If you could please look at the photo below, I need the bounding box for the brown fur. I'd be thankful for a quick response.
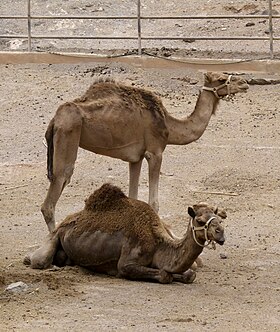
[59,183,173,252]
[41,72,247,233]
[26,183,227,283]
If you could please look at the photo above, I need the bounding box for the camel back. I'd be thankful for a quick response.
[74,80,167,121]
[58,183,172,251]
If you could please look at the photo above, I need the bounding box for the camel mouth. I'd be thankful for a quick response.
[240,83,249,92]
[216,239,225,246]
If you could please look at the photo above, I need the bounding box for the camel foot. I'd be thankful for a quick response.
[182,269,196,284]
[172,269,196,284]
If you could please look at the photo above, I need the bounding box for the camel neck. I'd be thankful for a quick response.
[166,90,219,145]
[158,223,204,273]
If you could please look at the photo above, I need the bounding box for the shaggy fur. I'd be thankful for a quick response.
[26,183,227,284]
[75,80,167,120]
[58,183,173,252]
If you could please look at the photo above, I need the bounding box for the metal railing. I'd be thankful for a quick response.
[0,0,278,58]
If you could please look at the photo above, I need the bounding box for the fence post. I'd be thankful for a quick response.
[268,0,273,59]
[27,0,31,51]
[137,0,142,55]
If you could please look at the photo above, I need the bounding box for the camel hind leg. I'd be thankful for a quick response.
[129,159,143,199]
[24,233,60,269]
[41,103,82,232]
[145,151,163,212]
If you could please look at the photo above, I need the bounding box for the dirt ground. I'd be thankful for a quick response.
[1,1,280,332]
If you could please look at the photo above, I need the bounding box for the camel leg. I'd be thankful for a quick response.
[119,263,173,284]
[145,151,162,212]
[23,233,60,269]
[128,159,143,199]
[117,242,173,284]
[41,178,70,233]
[41,145,79,232]
[41,109,82,232]
[172,269,197,284]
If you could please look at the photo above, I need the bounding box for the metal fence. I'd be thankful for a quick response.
[0,0,278,58]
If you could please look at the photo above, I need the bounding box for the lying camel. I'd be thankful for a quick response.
[41,72,247,232]
[25,183,227,284]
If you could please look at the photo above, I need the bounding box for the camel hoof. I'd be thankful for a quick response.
[182,269,196,284]
[159,270,173,284]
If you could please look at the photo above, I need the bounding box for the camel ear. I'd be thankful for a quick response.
[188,206,196,219]
[214,207,227,219]
[204,72,213,83]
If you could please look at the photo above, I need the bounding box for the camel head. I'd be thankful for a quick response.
[203,72,249,99]
[188,202,227,247]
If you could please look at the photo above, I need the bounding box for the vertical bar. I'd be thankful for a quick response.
[137,0,142,55]
[268,0,273,59]
[27,0,31,51]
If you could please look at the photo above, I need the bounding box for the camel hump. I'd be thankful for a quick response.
[84,183,127,211]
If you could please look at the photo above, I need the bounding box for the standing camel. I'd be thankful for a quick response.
[41,72,248,232]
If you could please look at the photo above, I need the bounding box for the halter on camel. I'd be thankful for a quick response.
[190,216,217,249]
[202,75,232,99]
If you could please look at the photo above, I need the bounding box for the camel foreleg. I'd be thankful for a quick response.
[172,269,196,284]
[118,263,173,284]
[117,242,172,283]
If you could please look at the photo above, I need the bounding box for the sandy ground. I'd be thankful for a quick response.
[0,61,279,332]
[1,1,280,332]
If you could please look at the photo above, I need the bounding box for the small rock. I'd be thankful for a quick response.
[5,281,28,293]
[220,253,228,259]
[190,79,199,85]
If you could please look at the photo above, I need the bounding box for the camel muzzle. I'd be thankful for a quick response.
[216,238,225,246]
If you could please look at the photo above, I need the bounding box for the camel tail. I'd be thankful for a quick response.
[45,119,55,181]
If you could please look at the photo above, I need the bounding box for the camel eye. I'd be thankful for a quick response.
[215,229,220,234]
[196,218,205,225]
